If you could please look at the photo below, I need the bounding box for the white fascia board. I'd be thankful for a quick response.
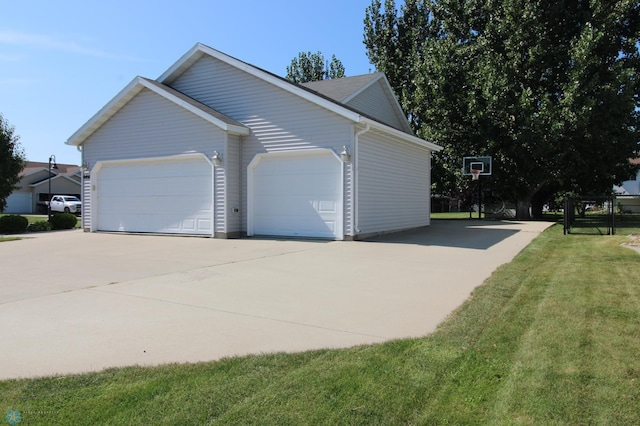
[66,77,144,147]
[139,79,250,135]
[160,43,362,123]
[362,118,443,152]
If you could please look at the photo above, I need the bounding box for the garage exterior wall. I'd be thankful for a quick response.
[357,130,431,235]
[224,134,242,236]
[81,88,226,231]
[169,55,355,237]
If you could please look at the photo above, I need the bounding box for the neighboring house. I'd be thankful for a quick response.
[614,158,640,213]
[3,162,81,214]
[66,43,442,239]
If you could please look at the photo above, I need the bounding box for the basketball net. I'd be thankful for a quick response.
[471,169,481,181]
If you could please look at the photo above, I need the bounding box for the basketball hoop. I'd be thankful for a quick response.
[471,169,481,181]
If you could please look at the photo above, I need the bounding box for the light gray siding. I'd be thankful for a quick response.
[82,176,91,229]
[82,88,226,164]
[213,160,226,236]
[81,88,226,230]
[225,134,242,235]
[357,130,431,235]
[346,80,409,133]
[170,55,355,235]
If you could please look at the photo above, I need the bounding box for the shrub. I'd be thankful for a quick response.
[49,213,78,230]
[28,221,52,232]
[0,215,29,234]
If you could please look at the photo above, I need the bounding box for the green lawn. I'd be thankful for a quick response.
[0,223,639,424]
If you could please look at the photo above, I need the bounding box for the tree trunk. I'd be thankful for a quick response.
[515,197,532,220]
[531,198,544,219]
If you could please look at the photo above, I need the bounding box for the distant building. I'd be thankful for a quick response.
[613,158,640,213]
[3,162,81,214]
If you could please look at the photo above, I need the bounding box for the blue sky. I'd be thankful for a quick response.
[1,0,377,165]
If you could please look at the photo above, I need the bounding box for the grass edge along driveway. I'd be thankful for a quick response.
[0,224,639,424]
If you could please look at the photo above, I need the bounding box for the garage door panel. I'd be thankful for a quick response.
[251,152,342,239]
[96,158,212,235]
[5,193,32,214]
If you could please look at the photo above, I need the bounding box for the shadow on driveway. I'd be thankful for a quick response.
[365,219,525,250]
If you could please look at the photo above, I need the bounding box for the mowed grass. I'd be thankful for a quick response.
[1,224,639,424]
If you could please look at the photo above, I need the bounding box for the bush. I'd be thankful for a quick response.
[28,221,52,232]
[49,213,78,230]
[0,215,29,234]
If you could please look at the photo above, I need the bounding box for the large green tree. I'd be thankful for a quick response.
[286,51,346,83]
[0,114,26,212]
[364,0,640,219]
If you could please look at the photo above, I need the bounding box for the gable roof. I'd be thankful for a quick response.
[301,73,414,134]
[300,73,383,103]
[66,76,250,147]
[159,43,440,151]
[29,174,81,188]
[67,43,441,152]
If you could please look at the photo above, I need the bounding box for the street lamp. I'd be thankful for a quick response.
[48,155,58,221]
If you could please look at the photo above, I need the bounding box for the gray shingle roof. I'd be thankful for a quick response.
[300,73,383,102]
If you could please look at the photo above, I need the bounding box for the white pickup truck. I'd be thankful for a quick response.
[50,195,82,215]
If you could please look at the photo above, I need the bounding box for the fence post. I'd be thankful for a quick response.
[563,197,569,235]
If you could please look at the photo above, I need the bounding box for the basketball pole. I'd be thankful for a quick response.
[478,175,482,220]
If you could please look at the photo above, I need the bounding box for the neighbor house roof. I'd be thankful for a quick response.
[29,174,81,188]
[21,161,80,177]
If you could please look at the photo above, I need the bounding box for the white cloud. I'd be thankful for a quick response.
[0,30,143,61]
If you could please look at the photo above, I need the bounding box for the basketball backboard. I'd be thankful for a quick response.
[463,156,492,176]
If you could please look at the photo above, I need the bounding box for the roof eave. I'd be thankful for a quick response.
[362,117,443,152]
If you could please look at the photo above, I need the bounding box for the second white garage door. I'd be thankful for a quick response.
[95,156,213,235]
[249,151,343,239]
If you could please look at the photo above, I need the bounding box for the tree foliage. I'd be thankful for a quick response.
[0,114,26,212]
[286,51,346,83]
[364,0,640,218]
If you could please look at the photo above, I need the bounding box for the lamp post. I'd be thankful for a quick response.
[48,155,58,221]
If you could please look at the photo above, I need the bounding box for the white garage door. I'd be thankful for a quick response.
[250,151,343,239]
[4,193,32,214]
[96,157,213,235]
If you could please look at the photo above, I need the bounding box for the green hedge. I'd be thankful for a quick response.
[28,221,52,232]
[0,215,29,234]
[49,213,78,230]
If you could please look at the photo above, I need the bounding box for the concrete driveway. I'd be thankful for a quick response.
[0,220,552,379]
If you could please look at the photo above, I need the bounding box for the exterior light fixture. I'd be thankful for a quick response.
[340,146,351,163]
[48,155,58,221]
[212,151,223,166]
